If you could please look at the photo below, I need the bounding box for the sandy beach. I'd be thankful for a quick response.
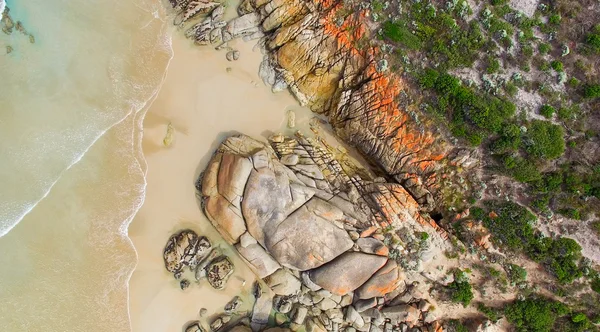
[127,29,315,331]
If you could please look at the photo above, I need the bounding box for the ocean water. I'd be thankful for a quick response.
[0,0,172,330]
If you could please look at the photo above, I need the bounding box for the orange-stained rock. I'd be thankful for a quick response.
[257,0,449,210]
[355,259,403,299]
[356,237,388,256]
[360,226,378,238]
[308,252,388,295]
[204,193,246,244]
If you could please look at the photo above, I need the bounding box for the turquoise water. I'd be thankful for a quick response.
[0,0,171,236]
[0,0,172,330]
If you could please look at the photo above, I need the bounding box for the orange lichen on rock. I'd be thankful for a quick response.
[259,0,449,210]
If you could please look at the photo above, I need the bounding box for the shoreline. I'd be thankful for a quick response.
[127,27,315,331]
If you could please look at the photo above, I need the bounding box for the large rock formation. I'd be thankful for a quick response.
[196,133,449,332]
[173,0,450,212]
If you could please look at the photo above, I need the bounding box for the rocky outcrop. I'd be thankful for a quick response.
[170,0,450,212]
[162,229,235,291]
[195,134,449,332]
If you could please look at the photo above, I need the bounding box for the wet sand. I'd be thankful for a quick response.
[128,31,314,331]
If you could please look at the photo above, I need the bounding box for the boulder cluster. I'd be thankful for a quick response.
[193,134,449,332]
[163,229,234,290]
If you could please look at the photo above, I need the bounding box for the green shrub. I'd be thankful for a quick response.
[505,263,527,283]
[419,68,439,89]
[523,120,565,160]
[592,221,600,236]
[505,82,518,96]
[478,303,502,322]
[382,21,423,49]
[583,84,600,99]
[468,132,484,146]
[504,297,568,332]
[586,33,600,52]
[592,278,600,294]
[492,123,521,153]
[550,60,564,72]
[548,14,561,25]
[503,155,542,183]
[483,201,536,251]
[448,279,474,307]
[490,0,508,5]
[567,78,579,88]
[487,58,501,73]
[538,43,551,54]
[557,107,572,120]
[540,105,555,118]
[448,320,468,332]
[481,201,583,283]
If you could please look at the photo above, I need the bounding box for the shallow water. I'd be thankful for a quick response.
[0,0,171,236]
[0,0,171,329]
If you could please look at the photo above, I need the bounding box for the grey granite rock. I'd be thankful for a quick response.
[309,252,387,295]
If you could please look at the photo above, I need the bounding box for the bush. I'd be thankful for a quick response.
[447,320,468,332]
[505,263,527,283]
[491,123,521,153]
[523,120,565,160]
[504,297,568,332]
[538,43,551,54]
[419,68,439,89]
[530,237,583,283]
[548,14,561,25]
[483,201,536,251]
[557,106,574,120]
[550,60,563,72]
[382,21,423,49]
[592,278,600,294]
[502,155,542,183]
[481,201,583,283]
[583,84,600,99]
[487,58,501,73]
[478,303,502,322]
[539,104,555,118]
[586,33,600,52]
[448,279,474,307]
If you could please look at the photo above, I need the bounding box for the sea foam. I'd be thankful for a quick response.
[0,0,171,237]
[0,0,173,330]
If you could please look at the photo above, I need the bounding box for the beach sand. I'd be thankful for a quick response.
[127,31,315,331]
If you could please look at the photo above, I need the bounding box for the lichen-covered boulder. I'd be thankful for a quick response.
[205,256,234,289]
[163,230,211,275]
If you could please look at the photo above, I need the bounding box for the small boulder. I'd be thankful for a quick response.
[381,305,420,324]
[356,238,388,256]
[185,321,204,332]
[206,256,234,289]
[264,269,302,295]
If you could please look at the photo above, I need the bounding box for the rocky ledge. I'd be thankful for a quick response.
[192,133,451,332]
[169,0,452,212]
